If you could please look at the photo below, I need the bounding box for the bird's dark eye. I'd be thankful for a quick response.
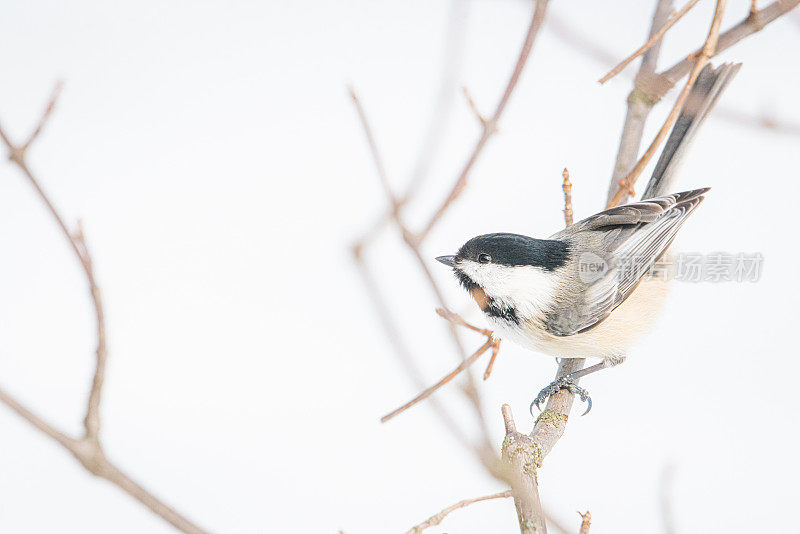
[478,253,491,264]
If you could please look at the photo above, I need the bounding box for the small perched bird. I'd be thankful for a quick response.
[435,63,740,413]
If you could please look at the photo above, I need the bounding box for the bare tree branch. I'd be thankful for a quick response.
[0,84,207,534]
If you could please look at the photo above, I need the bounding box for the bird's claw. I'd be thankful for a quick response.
[529,376,593,416]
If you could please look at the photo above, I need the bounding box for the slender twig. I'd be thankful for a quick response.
[462,86,490,127]
[381,338,494,423]
[607,0,729,208]
[405,490,513,534]
[417,0,550,241]
[21,81,63,151]
[562,168,573,227]
[599,0,700,84]
[348,86,398,210]
[656,0,800,97]
[578,511,592,534]
[436,308,502,379]
[0,85,207,534]
[0,388,75,449]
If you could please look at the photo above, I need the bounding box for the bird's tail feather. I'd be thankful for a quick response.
[641,62,741,200]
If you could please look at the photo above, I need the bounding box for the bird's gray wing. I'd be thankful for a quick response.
[544,188,707,336]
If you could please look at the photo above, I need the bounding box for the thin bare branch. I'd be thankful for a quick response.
[0,86,207,534]
[436,307,493,337]
[599,0,700,84]
[561,168,573,227]
[349,86,398,210]
[0,387,76,449]
[462,86,490,127]
[380,338,494,423]
[72,221,108,442]
[436,308,502,379]
[417,0,550,241]
[22,81,63,151]
[405,490,512,534]
[608,0,729,208]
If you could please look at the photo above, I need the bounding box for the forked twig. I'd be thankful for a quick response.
[578,511,592,534]
[436,308,502,380]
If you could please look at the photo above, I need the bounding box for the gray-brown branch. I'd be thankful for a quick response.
[0,84,207,534]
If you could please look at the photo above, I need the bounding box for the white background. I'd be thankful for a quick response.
[0,1,798,532]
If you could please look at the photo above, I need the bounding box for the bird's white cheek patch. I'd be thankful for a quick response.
[458,261,559,319]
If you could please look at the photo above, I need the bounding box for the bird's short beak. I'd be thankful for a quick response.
[436,255,456,267]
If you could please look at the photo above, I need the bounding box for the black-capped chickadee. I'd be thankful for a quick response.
[435,63,740,413]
